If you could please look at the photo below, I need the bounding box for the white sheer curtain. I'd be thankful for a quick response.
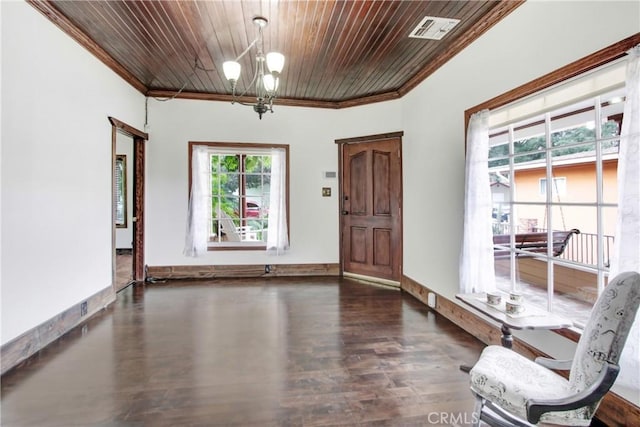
[267,148,289,255]
[610,45,640,400]
[460,109,496,293]
[183,145,210,257]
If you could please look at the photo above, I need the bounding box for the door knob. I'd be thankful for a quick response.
[341,210,349,215]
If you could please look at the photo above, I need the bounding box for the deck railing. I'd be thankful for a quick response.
[492,222,614,267]
[554,230,614,268]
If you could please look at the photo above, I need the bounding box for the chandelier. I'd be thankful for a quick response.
[222,17,285,120]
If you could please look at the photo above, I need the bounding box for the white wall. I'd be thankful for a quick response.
[1,1,145,344]
[0,0,4,343]
[145,98,402,266]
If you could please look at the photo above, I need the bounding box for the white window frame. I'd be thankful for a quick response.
[188,141,289,251]
[488,86,624,326]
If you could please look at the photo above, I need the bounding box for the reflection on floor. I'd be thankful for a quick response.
[115,251,133,292]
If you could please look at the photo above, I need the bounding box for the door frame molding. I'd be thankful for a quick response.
[109,117,149,285]
[335,131,404,282]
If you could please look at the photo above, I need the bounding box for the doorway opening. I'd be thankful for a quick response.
[110,117,148,292]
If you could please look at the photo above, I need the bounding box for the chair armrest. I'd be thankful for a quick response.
[534,357,573,370]
[526,362,620,424]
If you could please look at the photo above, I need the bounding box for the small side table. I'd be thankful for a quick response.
[455,292,573,371]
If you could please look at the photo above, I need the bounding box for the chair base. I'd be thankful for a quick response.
[473,394,535,427]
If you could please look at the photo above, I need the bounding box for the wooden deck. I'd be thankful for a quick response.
[495,257,600,305]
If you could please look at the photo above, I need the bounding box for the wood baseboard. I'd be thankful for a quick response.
[1,285,115,375]
[145,263,340,280]
[400,274,640,427]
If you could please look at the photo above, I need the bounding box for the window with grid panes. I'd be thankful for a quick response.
[489,85,624,327]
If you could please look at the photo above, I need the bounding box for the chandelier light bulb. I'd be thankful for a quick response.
[266,52,285,74]
[263,74,278,93]
[223,61,241,82]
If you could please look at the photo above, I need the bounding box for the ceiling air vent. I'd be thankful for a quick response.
[409,16,460,40]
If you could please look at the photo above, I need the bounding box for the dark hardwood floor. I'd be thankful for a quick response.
[1,277,486,426]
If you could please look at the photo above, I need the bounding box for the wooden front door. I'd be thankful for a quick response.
[339,133,402,282]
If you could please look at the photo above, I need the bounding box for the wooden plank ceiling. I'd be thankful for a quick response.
[29,0,522,109]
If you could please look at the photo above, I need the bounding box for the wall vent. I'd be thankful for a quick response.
[409,16,460,40]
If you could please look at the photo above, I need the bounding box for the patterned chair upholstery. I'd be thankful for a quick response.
[469,271,640,426]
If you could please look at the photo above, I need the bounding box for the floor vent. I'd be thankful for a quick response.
[409,16,460,40]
